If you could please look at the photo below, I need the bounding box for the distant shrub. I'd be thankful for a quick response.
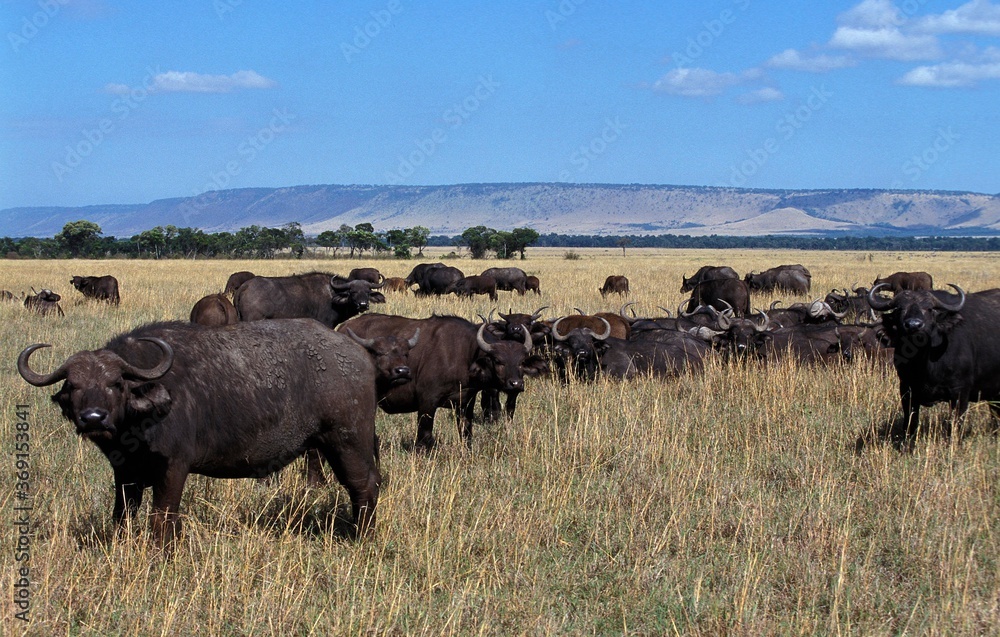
[564,250,581,260]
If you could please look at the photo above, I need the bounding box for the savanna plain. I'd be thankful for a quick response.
[1,248,998,636]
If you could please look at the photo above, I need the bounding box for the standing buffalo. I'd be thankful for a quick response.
[224,271,255,296]
[414,265,464,296]
[868,284,1000,443]
[189,293,238,327]
[685,277,751,317]
[17,319,381,545]
[404,263,445,289]
[873,271,933,293]
[340,314,547,449]
[599,275,630,297]
[234,272,384,328]
[348,267,384,285]
[482,267,528,295]
[70,275,120,305]
[381,277,410,293]
[452,275,498,301]
[744,265,811,295]
[680,266,739,293]
[24,289,64,317]
[525,275,541,295]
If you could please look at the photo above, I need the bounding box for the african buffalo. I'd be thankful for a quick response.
[680,265,739,293]
[224,271,255,296]
[234,272,384,328]
[411,264,464,296]
[452,275,498,301]
[525,275,541,295]
[765,299,846,327]
[381,277,410,293]
[599,275,630,297]
[24,289,64,317]
[744,265,811,295]
[873,271,934,293]
[70,275,120,305]
[404,263,445,291]
[868,284,1000,442]
[482,267,528,295]
[17,319,380,545]
[348,267,384,285]
[824,287,874,321]
[189,293,238,327]
[685,277,751,317]
[340,314,547,449]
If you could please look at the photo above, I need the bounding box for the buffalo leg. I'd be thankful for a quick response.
[304,448,325,486]
[150,463,189,547]
[459,391,478,448]
[504,392,519,420]
[317,442,380,537]
[892,383,920,444]
[113,472,144,529]
[415,409,436,451]
[481,389,502,422]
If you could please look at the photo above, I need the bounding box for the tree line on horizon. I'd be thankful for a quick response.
[0,220,997,260]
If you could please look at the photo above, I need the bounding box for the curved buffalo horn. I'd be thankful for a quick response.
[488,308,497,324]
[754,310,770,332]
[476,322,494,352]
[933,284,966,312]
[808,300,825,318]
[770,300,783,310]
[827,302,847,319]
[344,327,375,349]
[520,326,533,353]
[370,281,384,290]
[716,312,731,331]
[620,302,637,320]
[718,299,735,317]
[530,306,548,321]
[867,283,894,312]
[551,316,569,341]
[574,307,587,315]
[17,344,70,387]
[330,277,351,290]
[407,328,421,349]
[680,301,698,317]
[588,316,612,341]
[120,337,174,380]
[657,306,673,318]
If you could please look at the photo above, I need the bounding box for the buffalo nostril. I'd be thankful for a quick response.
[394,366,410,377]
[904,318,924,331]
[79,408,108,427]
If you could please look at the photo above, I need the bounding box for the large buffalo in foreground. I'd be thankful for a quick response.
[17,319,380,545]
[234,272,384,328]
[868,284,1000,444]
[744,265,811,295]
[189,293,238,327]
[873,271,933,293]
[482,267,528,295]
[341,314,547,449]
[70,275,121,305]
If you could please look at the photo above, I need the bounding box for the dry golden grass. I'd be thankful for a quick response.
[1,250,998,636]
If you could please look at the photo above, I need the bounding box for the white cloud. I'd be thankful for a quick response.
[916,0,1000,35]
[651,68,759,98]
[105,70,277,95]
[736,87,785,104]
[829,0,942,61]
[899,59,1000,87]
[766,49,856,73]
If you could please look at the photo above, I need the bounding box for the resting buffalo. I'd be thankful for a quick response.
[824,287,874,321]
[525,275,541,295]
[452,275,498,301]
[340,314,547,449]
[17,319,380,545]
[765,299,846,326]
[873,271,933,293]
[744,265,811,295]
[189,293,238,327]
[224,271,255,296]
[24,289,64,317]
[381,277,410,293]
[348,267,384,285]
[599,275,630,297]
[70,275,120,305]
[680,265,739,293]
[869,284,1000,442]
[234,272,384,328]
[685,277,751,317]
[482,267,528,295]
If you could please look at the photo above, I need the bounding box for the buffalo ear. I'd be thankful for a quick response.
[128,382,171,416]
[468,357,492,384]
[521,355,549,378]
[370,292,386,304]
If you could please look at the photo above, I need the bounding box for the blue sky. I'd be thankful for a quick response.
[2,0,998,209]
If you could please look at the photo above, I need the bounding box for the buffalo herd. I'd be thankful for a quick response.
[15,259,1000,547]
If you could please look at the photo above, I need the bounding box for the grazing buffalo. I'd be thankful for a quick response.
[525,275,541,295]
[680,265,739,293]
[70,275,120,305]
[744,265,811,295]
[873,271,933,293]
[685,277,751,317]
[599,275,630,297]
[341,314,547,449]
[381,277,410,293]
[348,267,384,285]
[224,271,255,296]
[404,262,445,290]
[24,289,64,317]
[868,284,1000,443]
[482,267,528,295]
[17,319,380,545]
[452,275,498,301]
[234,272,384,328]
[409,264,464,296]
[189,293,238,327]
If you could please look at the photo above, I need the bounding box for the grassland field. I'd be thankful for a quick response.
[0,248,998,636]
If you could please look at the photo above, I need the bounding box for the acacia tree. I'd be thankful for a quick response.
[56,220,102,257]
[461,226,496,259]
[510,227,540,260]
